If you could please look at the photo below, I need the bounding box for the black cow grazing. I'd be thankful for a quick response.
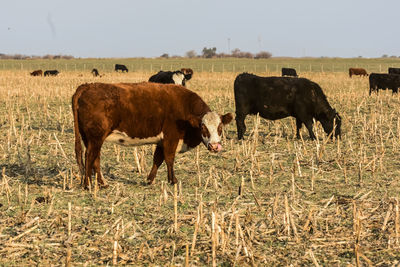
[91,68,100,77]
[282,68,298,77]
[234,73,341,140]
[115,64,128,72]
[388,67,400,75]
[44,70,59,76]
[369,73,400,95]
[149,70,186,86]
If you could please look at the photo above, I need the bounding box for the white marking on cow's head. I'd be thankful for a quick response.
[172,72,185,85]
[200,112,233,152]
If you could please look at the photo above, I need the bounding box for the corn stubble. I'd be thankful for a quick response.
[0,70,399,265]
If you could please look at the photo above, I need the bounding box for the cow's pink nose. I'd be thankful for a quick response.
[208,143,222,152]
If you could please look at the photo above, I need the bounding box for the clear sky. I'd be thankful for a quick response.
[1,0,399,58]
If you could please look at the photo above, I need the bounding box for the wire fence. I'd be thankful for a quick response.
[1,60,400,74]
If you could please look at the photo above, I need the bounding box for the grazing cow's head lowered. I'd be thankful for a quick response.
[189,112,234,152]
[319,109,342,138]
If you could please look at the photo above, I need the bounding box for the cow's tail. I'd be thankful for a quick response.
[72,84,86,179]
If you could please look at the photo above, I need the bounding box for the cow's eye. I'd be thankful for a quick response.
[201,124,210,138]
[217,123,222,135]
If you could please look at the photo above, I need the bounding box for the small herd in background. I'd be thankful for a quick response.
[29,63,400,96]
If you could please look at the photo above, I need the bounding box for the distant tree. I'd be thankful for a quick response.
[231,48,254,58]
[160,53,169,58]
[231,48,241,57]
[202,47,217,58]
[382,54,388,58]
[255,51,272,59]
[185,50,197,58]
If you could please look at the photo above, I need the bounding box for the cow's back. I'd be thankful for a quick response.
[234,73,329,117]
[75,82,207,138]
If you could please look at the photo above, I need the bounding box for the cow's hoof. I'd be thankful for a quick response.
[147,179,155,185]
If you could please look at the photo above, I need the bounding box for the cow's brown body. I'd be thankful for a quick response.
[72,82,232,189]
[30,70,42,76]
[349,68,368,78]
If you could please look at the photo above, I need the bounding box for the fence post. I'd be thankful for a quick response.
[265,64,267,72]
[379,64,382,72]
[211,64,214,72]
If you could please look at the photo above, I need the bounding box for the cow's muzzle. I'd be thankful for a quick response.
[207,143,222,152]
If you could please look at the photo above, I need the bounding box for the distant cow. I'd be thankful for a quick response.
[72,82,233,189]
[30,70,42,76]
[388,67,400,75]
[234,73,341,140]
[369,73,400,95]
[349,68,368,78]
[44,70,59,76]
[115,64,128,72]
[180,68,194,81]
[282,68,298,77]
[149,70,186,86]
[91,68,100,77]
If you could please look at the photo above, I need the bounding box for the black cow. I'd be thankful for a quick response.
[234,73,341,140]
[92,68,100,77]
[149,70,186,86]
[282,68,298,77]
[44,70,59,76]
[115,64,128,72]
[388,68,400,75]
[369,73,400,95]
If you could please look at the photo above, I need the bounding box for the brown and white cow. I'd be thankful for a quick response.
[72,82,233,189]
[349,68,368,78]
[180,68,194,81]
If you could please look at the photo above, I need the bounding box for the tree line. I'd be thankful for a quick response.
[0,54,74,60]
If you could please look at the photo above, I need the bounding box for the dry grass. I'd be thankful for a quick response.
[0,69,400,266]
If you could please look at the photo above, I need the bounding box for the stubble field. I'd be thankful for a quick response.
[0,63,400,266]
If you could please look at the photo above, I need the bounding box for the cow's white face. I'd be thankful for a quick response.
[172,72,185,85]
[200,112,233,152]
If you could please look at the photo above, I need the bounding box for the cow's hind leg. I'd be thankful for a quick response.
[84,141,102,190]
[236,113,247,140]
[147,145,165,185]
[93,153,108,188]
[162,140,179,184]
[296,118,303,139]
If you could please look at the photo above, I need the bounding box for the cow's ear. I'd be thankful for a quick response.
[221,113,234,125]
[188,115,202,128]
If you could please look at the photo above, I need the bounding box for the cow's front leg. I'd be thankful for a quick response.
[147,145,164,185]
[296,118,303,139]
[236,113,247,140]
[162,139,179,184]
